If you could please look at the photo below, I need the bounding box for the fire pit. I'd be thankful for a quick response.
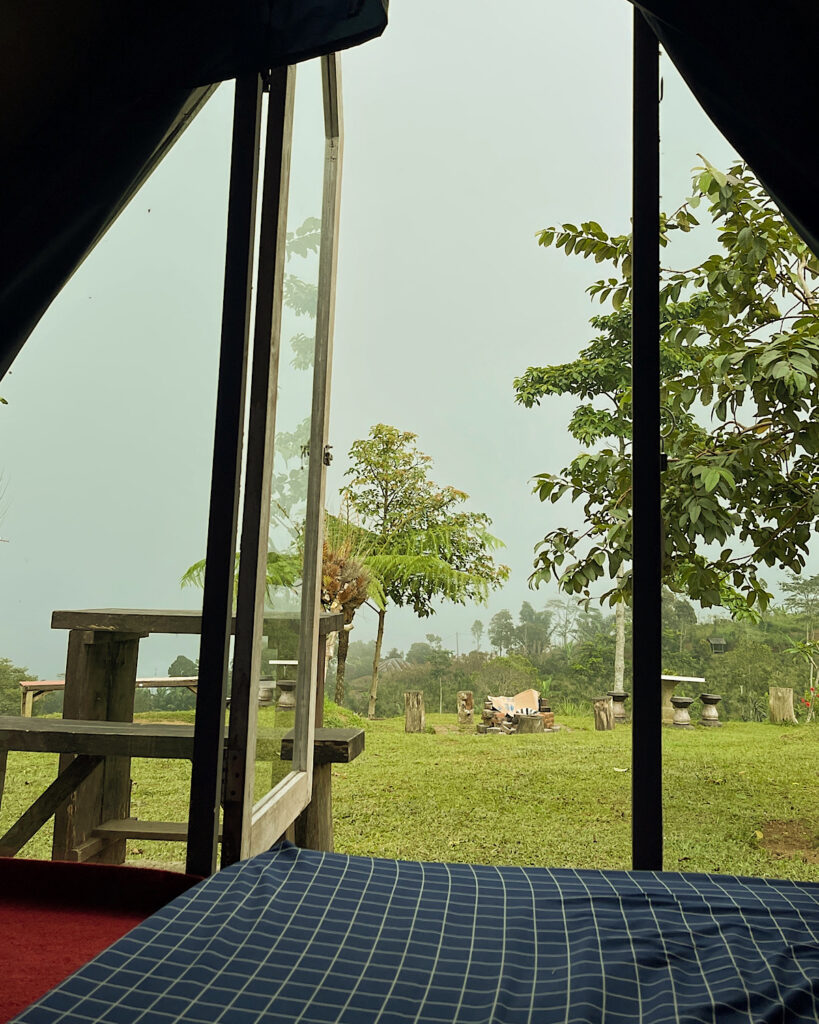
[477,689,555,734]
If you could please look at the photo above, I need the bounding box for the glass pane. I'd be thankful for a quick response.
[253,59,325,805]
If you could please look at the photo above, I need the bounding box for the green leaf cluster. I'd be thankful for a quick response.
[518,161,819,616]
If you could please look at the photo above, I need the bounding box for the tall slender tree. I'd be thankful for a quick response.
[342,424,509,718]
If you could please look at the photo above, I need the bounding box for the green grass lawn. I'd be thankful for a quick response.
[2,711,817,879]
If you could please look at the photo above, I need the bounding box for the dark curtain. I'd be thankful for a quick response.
[0,0,388,379]
[635,1,819,257]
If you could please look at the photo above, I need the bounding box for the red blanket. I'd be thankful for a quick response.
[0,858,199,1022]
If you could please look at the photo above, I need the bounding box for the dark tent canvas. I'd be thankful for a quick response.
[0,0,388,378]
[636,1,819,264]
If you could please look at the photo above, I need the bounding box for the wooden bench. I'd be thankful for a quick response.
[0,717,363,859]
[18,670,299,716]
[1,608,345,864]
[18,678,199,717]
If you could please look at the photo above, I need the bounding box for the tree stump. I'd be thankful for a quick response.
[514,713,544,734]
[405,691,425,733]
[457,690,474,725]
[769,686,798,724]
[593,697,615,731]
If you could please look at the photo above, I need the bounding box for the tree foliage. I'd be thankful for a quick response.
[342,424,509,716]
[0,657,36,715]
[516,160,819,617]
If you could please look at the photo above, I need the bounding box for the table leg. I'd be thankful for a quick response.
[52,629,143,863]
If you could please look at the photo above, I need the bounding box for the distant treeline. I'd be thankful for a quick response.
[334,592,817,722]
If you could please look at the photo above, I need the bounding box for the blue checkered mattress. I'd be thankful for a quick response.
[13,842,819,1023]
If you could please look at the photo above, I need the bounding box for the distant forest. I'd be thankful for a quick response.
[332,589,818,722]
[4,587,815,723]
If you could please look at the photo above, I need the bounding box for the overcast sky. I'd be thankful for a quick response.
[1,0,758,678]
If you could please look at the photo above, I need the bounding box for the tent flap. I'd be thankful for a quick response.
[635,1,819,257]
[0,0,388,378]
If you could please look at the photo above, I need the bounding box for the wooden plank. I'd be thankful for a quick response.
[51,608,343,636]
[93,819,223,842]
[294,763,333,852]
[0,716,198,758]
[223,64,296,870]
[19,680,65,692]
[290,53,344,784]
[295,636,332,851]
[96,634,141,863]
[54,627,128,860]
[249,772,310,857]
[67,836,107,862]
[0,755,102,857]
[0,748,6,814]
[280,727,364,764]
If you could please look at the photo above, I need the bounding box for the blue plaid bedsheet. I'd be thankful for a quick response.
[13,842,819,1023]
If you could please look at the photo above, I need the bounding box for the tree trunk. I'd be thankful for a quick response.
[593,696,615,731]
[457,691,474,726]
[613,595,626,692]
[405,691,425,733]
[334,624,350,705]
[612,436,627,691]
[368,607,386,720]
[769,686,798,724]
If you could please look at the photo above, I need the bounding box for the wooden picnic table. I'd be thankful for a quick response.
[0,608,343,864]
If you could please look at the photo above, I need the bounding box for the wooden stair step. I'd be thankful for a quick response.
[0,716,198,758]
[93,819,222,842]
[280,727,365,764]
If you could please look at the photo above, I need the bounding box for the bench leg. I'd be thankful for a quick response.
[53,629,140,863]
[20,690,34,717]
[1,755,103,857]
[294,763,334,852]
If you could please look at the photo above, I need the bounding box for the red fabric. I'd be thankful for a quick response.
[0,858,200,1022]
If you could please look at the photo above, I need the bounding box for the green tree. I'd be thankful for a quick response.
[168,655,198,677]
[488,609,517,654]
[515,160,819,650]
[473,653,539,697]
[0,657,36,715]
[782,572,819,718]
[343,424,509,718]
[470,619,484,651]
[517,601,552,656]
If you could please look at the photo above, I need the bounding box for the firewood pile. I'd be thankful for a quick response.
[477,688,556,734]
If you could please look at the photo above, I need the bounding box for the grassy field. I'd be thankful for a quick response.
[2,709,818,879]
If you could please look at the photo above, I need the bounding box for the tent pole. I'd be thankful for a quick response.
[221,67,295,869]
[631,10,663,871]
[187,74,263,878]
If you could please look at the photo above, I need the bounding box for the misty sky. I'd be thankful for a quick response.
[2,0,779,679]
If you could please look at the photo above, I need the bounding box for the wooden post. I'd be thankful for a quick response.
[769,686,798,724]
[52,628,143,863]
[21,689,34,717]
[514,713,544,734]
[457,691,474,726]
[294,637,333,852]
[593,697,615,731]
[404,692,425,733]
